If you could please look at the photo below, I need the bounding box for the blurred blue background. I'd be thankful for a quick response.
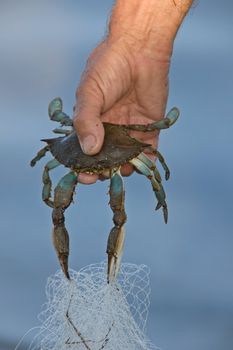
[0,1,233,349]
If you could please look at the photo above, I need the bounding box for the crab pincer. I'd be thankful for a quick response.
[52,172,77,279]
[107,170,127,283]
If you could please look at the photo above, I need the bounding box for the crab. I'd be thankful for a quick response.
[31,98,179,282]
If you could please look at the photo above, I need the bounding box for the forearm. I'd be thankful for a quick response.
[109,0,193,55]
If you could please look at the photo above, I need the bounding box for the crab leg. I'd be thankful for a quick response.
[107,170,127,283]
[146,147,170,180]
[42,159,61,208]
[123,107,179,132]
[48,97,73,126]
[133,155,167,213]
[137,152,162,183]
[130,157,168,223]
[30,145,50,167]
[137,152,167,211]
[52,171,78,279]
[52,128,72,135]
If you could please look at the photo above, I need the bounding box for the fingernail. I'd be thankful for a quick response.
[80,135,97,154]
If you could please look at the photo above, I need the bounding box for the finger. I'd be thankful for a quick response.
[78,173,98,184]
[73,79,105,155]
[129,130,159,149]
[98,164,135,180]
[144,150,156,161]
[120,164,134,177]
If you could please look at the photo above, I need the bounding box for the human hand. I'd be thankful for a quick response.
[73,0,192,184]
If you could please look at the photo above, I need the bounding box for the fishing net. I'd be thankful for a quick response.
[27,262,158,350]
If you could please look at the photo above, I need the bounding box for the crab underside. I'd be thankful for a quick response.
[31,97,179,282]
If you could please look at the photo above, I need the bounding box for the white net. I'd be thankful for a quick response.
[27,262,158,350]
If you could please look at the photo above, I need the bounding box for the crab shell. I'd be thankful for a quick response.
[43,123,150,174]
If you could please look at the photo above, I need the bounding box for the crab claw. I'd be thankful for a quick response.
[51,172,77,279]
[107,170,127,283]
[107,226,125,283]
[52,225,70,279]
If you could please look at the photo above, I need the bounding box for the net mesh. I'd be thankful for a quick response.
[27,262,158,350]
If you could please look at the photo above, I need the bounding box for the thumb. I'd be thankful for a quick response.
[73,88,105,155]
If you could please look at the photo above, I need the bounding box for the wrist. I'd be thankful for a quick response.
[109,0,192,57]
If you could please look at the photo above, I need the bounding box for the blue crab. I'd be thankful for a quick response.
[31,98,179,282]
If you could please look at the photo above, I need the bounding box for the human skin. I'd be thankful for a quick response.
[73,0,193,184]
